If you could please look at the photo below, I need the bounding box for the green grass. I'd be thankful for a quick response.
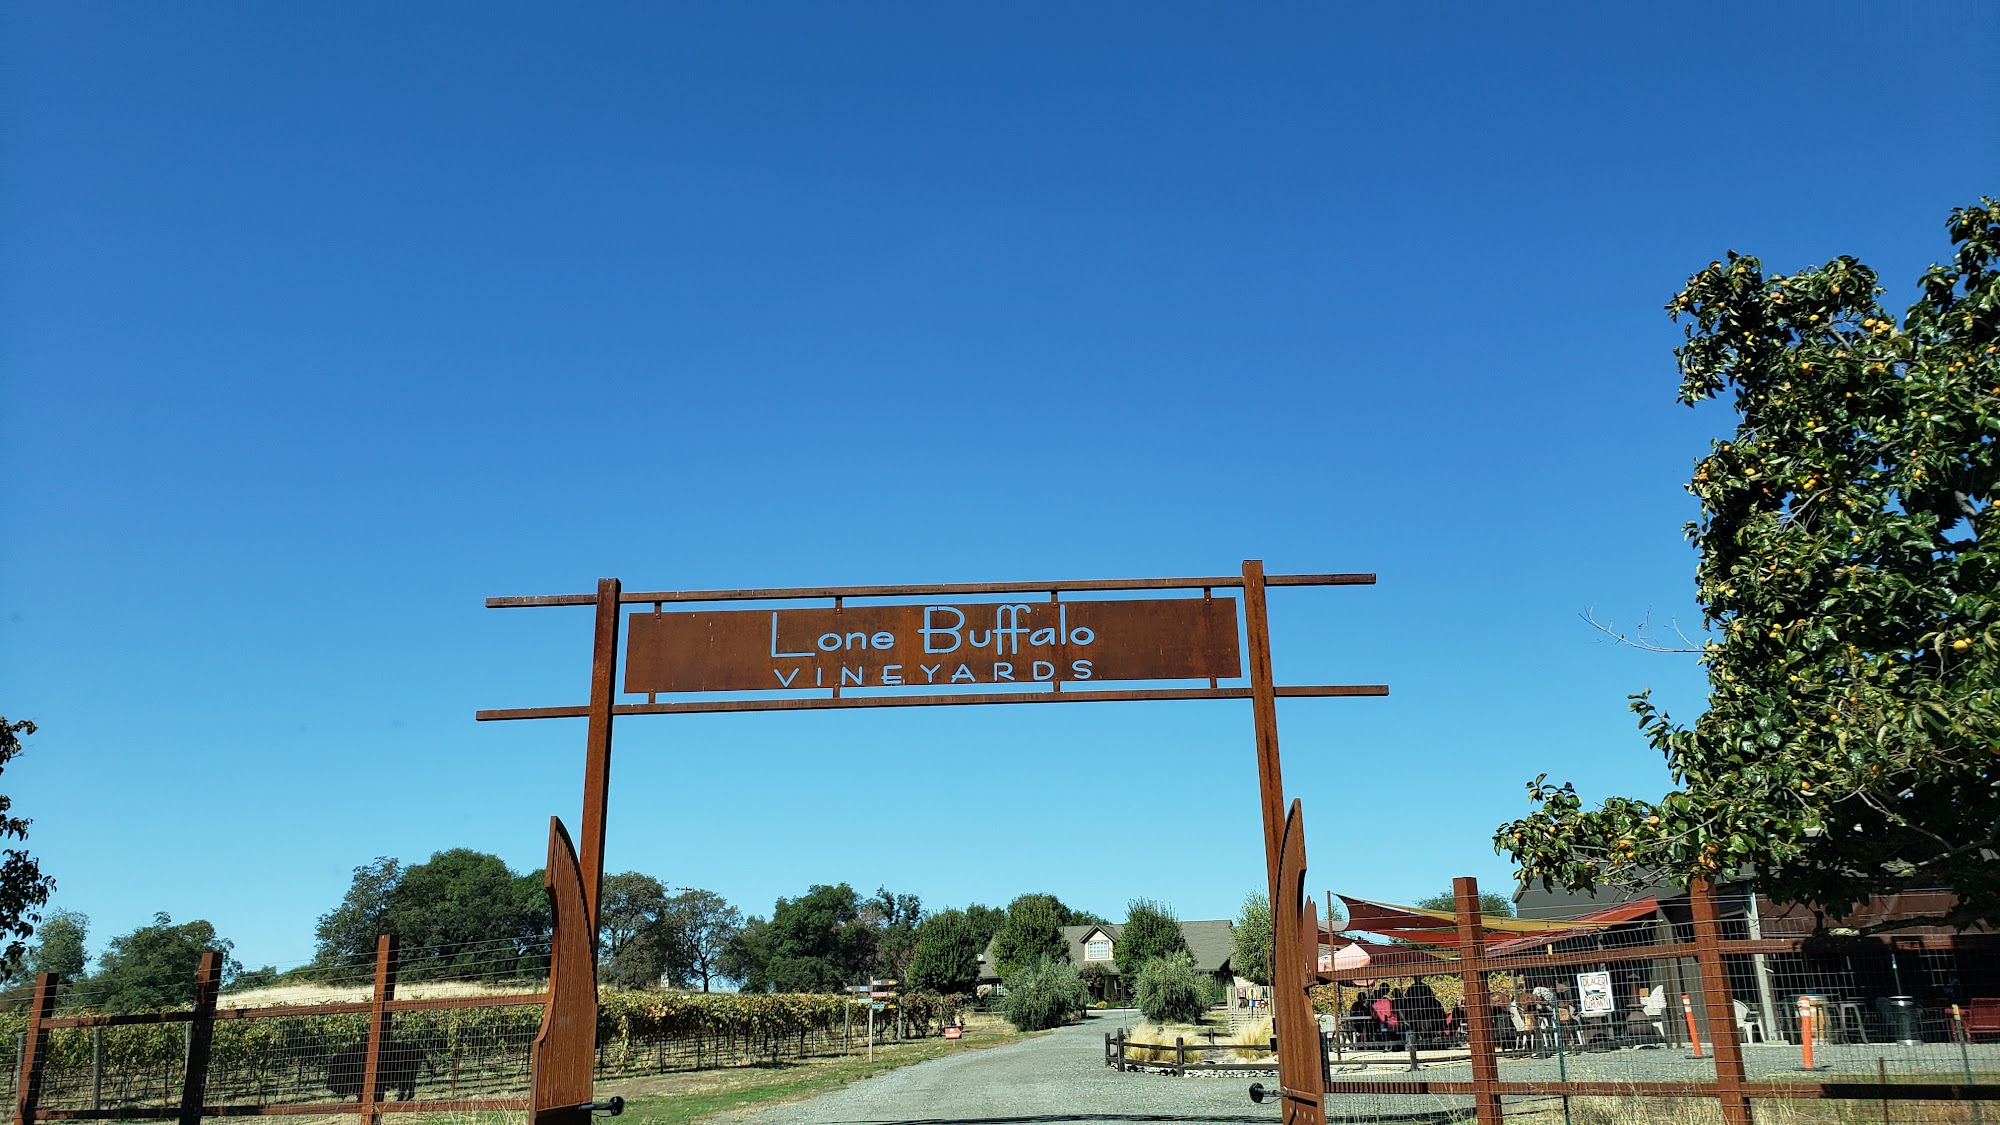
[605,1015,1031,1125]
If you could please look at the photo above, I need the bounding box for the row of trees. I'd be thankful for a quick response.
[719,885,1044,995]
[5,910,244,1011]
[315,852,746,991]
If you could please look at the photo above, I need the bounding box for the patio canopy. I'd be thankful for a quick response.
[1319,939,1452,981]
[1483,898,1662,956]
[1329,894,1659,950]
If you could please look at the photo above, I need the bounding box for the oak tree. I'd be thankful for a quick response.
[906,908,982,994]
[990,893,1071,980]
[665,888,741,992]
[77,913,239,1012]
[1113,897,1186,992]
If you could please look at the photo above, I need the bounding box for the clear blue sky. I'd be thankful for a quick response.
[4,3,1995,973]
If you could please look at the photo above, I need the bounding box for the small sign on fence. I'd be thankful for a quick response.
[1576,970,1614,1017]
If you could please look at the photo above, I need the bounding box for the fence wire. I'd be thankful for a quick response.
[1308,880,1998,1123]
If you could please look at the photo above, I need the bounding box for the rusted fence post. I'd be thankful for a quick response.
[178,952,222,1125]
[359,934,400,1125]
[1453,877,1503,1125]
[1689,879,1751,1125]
[12,973,57,1125]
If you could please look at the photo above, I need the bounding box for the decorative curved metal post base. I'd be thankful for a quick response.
[531,817,597,1125]
[1271,800,1327,1125]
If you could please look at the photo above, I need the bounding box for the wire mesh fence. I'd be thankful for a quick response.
[7,931,974,1125]
[1307,877,1999,1124]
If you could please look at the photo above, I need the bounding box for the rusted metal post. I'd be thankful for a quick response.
[13,973,56,1125]
[531,818,597,1125]
[360,936,399,1125]
[579,577,622,934]
[1245,561,1326,1125]
[1453,877,1503,1125]
[178,952,222,1125]
[1241,560,1286,905]
[1689,879,1751,1125]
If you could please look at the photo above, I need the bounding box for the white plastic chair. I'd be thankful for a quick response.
[1733,999,1766,1043]
[1640,987,1667,1037]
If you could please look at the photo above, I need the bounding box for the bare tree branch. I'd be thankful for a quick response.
[1579,607,1709,654]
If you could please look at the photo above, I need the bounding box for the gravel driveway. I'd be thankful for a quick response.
[708,1011,2000,1125]
[710,1010,1285,1125]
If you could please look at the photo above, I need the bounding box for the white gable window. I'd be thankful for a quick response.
[1086,936,1111,961]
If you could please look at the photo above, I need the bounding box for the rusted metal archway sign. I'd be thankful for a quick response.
[481,561,1384,1125]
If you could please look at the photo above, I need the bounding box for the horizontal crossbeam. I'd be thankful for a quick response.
[477,683,1387,721]
[35,1100,531,1120]
[485,571,1375,608]
[1322,1079,2000,1102]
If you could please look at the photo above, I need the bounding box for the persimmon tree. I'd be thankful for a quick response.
[1497,200,2000,929]
[0,717,55,967]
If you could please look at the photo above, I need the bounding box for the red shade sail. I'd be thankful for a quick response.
[1484,898,1661,956]
[1327,894,1659,952]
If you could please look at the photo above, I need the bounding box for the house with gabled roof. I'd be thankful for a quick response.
[977,919,1237,1001]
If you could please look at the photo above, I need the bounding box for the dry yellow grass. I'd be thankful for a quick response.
[1119,1017,1274,1064]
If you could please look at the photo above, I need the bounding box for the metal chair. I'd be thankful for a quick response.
[1830,1000,1870,1044]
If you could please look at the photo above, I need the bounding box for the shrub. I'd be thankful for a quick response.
[1001,957,1087,1031]
[1134,952,1208,1025]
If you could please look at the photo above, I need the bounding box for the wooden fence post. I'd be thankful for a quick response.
[1175,1036,1185,1077]
[178,951,222,1125]
[1453,877,1502,1125]
[12,973,57,1125]
[359,934,399,1125]
[1689,879,1751,1125]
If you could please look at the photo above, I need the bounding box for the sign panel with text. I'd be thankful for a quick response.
[623,597,1241,694]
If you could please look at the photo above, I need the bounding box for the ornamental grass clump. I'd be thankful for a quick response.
[1001,957,1087,1032]
[1134,952,1208,1025]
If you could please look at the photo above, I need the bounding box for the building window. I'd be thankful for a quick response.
[1086,938,1111,961]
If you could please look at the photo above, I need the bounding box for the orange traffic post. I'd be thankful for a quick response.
[1682,994,1703,1059]
[1797,996,1816,1071]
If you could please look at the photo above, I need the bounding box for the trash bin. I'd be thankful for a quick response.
[1882,996,1922,1045]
